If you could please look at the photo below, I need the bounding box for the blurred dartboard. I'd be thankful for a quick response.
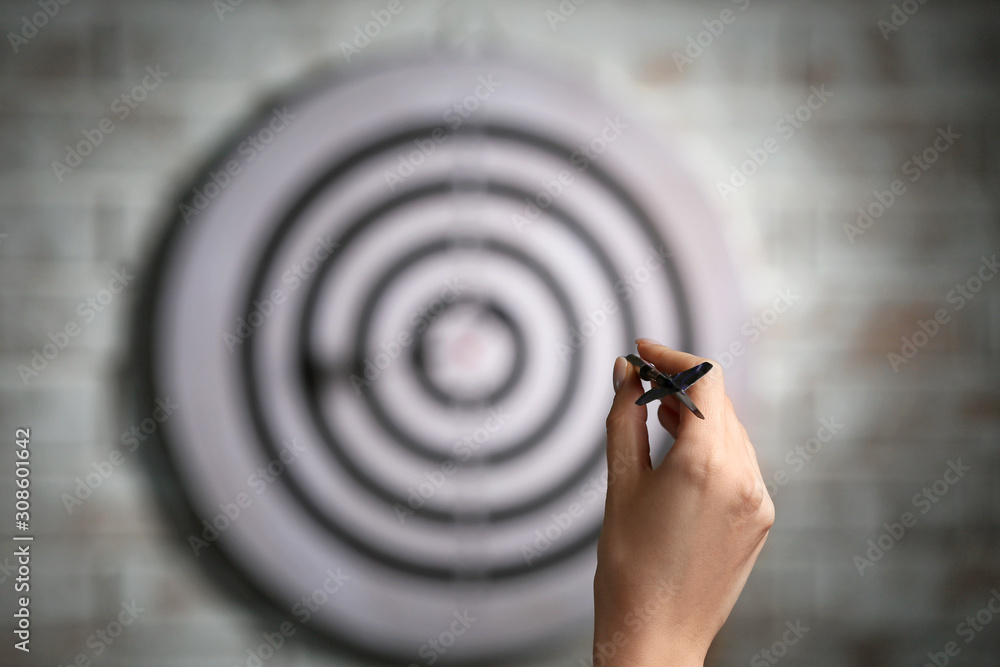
[133,57,744,664]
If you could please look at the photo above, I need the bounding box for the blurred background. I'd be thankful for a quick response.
[1,0,999,665]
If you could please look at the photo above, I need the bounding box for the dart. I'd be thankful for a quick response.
[625,354,713,419]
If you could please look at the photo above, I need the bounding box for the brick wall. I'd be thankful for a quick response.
[0,1,997,665]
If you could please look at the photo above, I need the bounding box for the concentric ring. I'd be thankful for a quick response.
[341,235,581,467]
[239,124,692,578]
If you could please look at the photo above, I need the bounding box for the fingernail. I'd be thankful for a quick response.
[635,338,660,346]
[613,356,627,392]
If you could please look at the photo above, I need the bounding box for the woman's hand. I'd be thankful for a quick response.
[593,340,774,666]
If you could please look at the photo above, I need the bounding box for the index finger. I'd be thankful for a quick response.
[634,339,726,442]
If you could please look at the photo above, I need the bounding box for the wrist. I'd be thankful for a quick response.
[593,629,705,667]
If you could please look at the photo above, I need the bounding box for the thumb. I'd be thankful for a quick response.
[605,357,651,481]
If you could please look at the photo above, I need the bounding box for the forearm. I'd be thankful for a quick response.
[592,630,705,667]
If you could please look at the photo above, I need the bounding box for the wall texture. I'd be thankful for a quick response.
[0,0,998,665]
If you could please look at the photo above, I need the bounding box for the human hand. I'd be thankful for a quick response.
[592,340,774,666]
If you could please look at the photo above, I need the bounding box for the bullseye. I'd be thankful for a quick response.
[412,297,523,408]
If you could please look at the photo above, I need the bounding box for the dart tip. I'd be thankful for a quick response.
[692,407,705,420]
